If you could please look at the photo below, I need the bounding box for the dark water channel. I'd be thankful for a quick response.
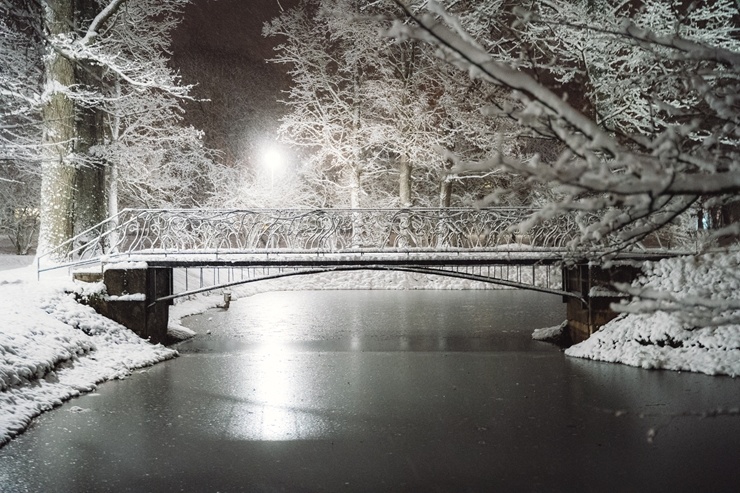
[1,290,739,492]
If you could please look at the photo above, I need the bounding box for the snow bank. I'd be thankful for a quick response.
[0,260,176,447]
[532,320,567,343]
[566,252,740,377]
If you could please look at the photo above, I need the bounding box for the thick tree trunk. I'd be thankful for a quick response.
[73,0,109,235]
[74,61,108,235]
[38,0,110,257]
[38,0,76,257]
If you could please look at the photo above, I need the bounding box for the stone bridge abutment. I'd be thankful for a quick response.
[78,264,173,344]
[562,263,642,344]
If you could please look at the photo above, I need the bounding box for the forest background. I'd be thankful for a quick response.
[2,0,739,316]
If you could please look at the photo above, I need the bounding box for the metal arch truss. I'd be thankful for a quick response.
[163,263,574,305]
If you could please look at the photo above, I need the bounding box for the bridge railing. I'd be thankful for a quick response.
[38,208,583,270]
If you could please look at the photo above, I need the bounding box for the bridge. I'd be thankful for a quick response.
[37,208,687,344]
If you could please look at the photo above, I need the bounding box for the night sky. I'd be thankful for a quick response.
[170,0,300,166]
[172,0,294,60]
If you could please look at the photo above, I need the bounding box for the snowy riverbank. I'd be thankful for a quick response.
[0,258,177,447]
[2,251,739,446]
[564,252,740,377]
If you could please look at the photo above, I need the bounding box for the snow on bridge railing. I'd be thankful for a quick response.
[36,207,692,275]
[37,208,577,269]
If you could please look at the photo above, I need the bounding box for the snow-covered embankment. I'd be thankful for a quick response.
[563,252,740,377]
[0,261,177,446]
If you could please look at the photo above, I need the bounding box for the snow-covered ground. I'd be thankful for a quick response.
[0,257,176,447]
[565,252,740,377]
[2,250,739,447]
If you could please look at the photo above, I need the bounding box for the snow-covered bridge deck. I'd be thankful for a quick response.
[105,246,568,267]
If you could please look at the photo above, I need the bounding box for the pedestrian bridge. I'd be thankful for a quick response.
[38,208,684,344]
[39,207,585,293]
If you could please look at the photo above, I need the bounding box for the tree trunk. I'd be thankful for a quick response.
[349,162,362,210]
[38,0,76,257]
[38,0,110,257]
[399,155,412,208]
[74,59,108,236]
[439,176,452,208]
[349,166,362,247]
[108,79,121,221]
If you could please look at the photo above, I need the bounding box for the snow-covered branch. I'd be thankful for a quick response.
[78,0,127,46]
[389,0,740,254]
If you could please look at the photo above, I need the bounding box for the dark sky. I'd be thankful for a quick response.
[170,0,300,166]
[172,0,296,59]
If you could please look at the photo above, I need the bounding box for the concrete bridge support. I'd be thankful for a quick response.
[562,263,642,344]
[83,264,173,344]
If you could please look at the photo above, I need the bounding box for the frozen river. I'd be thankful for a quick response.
[1,290,739,492]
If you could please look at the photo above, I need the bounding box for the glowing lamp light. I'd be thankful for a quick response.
[263,148,282,171]
[262,147,283,189]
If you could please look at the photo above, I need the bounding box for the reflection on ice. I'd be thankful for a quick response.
[2,291,739,493]
[228,349,331,442]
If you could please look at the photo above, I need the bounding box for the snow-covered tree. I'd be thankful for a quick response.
[0,2,44,253]
[207,159,322,210]
[265,0,520,209]
[3,0,215,257]
[390,0,740,254]
[264,0,383,208]
[0,163,40,254]
[386,0,740,324]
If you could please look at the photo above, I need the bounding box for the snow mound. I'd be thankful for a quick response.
[565,312,740,376]
[532,320,567,343]
[167,321,196,341]
[566,252,740,377]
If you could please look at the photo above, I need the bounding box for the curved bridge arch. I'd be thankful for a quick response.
[154,265,582,306]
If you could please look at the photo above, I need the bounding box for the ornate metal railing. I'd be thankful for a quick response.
[38,208,581,269]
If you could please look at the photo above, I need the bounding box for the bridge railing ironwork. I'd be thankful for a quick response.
[37,208,582,270]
